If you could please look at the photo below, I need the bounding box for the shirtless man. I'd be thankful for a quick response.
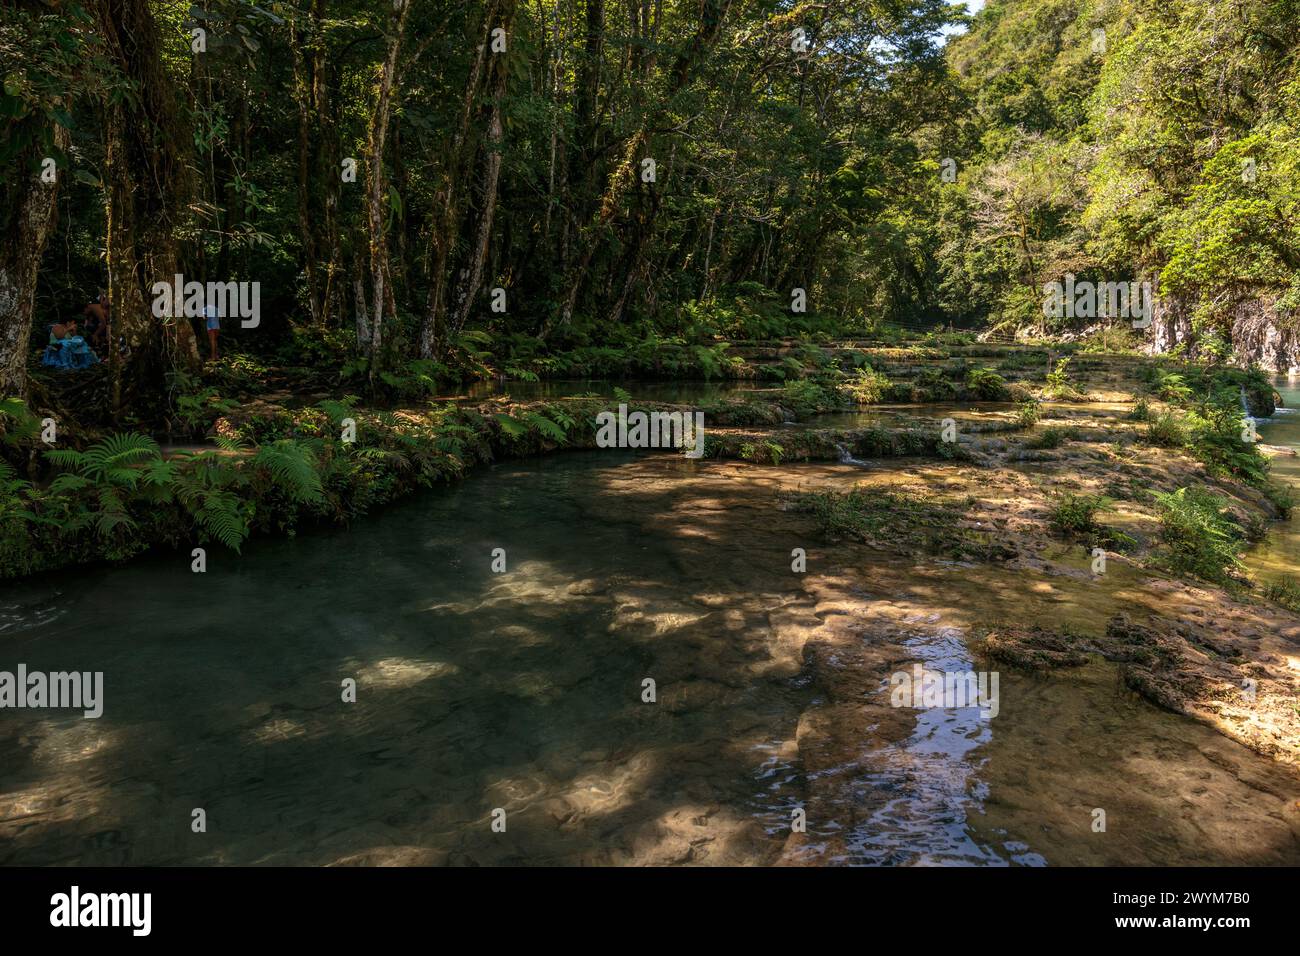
[82,293,109,349]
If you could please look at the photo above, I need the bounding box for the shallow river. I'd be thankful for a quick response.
[1,390,1297,865]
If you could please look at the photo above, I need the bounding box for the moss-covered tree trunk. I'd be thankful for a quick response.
[418,1,500,360]
[92,0,200,419]
[363,0,412,385]
[0,124,67,399]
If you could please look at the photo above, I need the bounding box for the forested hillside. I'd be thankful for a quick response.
[939,0,1300,356]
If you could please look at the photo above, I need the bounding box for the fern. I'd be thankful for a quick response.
[433,422,476,457]
[0,397,39,445]
[494,413,527,439]
[544,407,578,432]
[213,433,250,453]
[46,434,160,484]
[523,412,568,444]
[193,489,249,552]
[0,460,35,525]
[250,440,324,503]
[317,395,360,426]
[48,473,92,495]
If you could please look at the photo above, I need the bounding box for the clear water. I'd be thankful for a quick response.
[1245,375,1300,587]
[438,379,756,404]
[2,414,1298,865]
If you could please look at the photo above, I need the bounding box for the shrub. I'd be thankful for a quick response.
[780,380,842,417]
[1144,411,1188,447]
[1042,357,1082,400]
[1184,396,1268,484]
[1150,368,1192,403]
[739,440,785,465]
[841,367,891,404]
[1152,486,1245,583]
[1049,493,1110,537]
[1015,399,1043,427]
[965,367,1010,401]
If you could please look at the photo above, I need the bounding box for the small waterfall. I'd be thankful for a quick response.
[835,443,868,466]
[1237,390,1258,434]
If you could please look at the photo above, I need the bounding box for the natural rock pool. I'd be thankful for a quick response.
[2,389,1298,865]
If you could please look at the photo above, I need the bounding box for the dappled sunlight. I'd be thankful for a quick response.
[248,717,309,745]
[352,656,459,689]
[28,716,121,766]
[1,442,1297,865]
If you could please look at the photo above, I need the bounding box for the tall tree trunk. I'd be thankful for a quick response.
[0,125,67,399]
[290,11,323,325]
[92,0,200,416]
[544,0,733,339]
[446,0,517,345]
[363,0,412,386]
[418,1,501,359]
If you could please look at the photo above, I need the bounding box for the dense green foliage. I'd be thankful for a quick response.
[6,0,1297,397]
[937,0,1300,346]
[1153,485,1247,583]
[3,0,1297,586]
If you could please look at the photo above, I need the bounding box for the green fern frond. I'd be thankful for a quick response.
[48,473,91,494]
[45,448,89,471]
[494,413,527,439]
[95,510,137,536]
[81,434,161,481]
[250,440,324,503]
[142,459,178,487]
[523,412,568,444]
[317,395,360,425]
[214,434,250,453]
[195,490,248,552]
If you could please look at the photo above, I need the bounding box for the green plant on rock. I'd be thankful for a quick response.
[1152,486,1246,584]
[965,367,1010,400]
[1026,426,1076,450]
[1048,492,1110,537]
[1042,358,1081,400]
[739,440,785,465]
[1144,411,1188,447]
[1015,399,1043,427]
[841,367,891,404]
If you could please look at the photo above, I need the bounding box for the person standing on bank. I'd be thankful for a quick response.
[204,301,220,361]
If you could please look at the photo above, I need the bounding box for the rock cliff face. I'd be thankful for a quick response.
[1149,295,1300,372]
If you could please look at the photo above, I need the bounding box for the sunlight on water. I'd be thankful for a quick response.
[1,426,1297,865]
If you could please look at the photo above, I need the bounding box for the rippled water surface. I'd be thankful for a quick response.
[2,394,1298,865]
